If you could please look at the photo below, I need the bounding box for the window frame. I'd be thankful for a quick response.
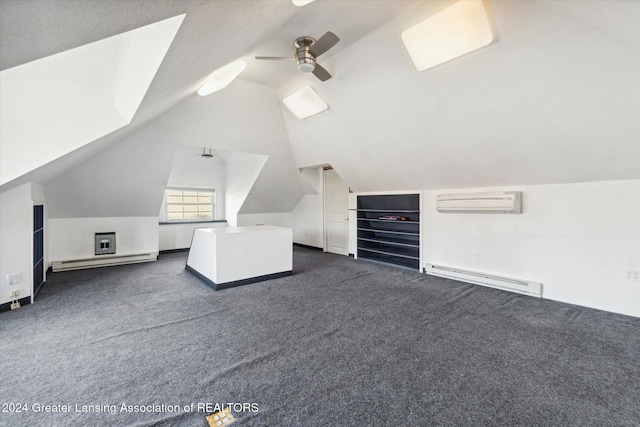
[165,187,216,222]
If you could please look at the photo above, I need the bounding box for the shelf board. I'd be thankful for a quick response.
[357,237,418,249]
[357,227,419,236]
[356,209,420,213]
[357,218,419,224]
[358,255,419,270]
[358,247,419,260]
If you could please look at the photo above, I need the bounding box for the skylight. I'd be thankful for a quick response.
[197,59,247,96]
[0,14,185,186]
[282,87,329,120]
[401,0,493,71]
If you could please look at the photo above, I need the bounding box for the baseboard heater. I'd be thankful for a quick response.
[52,252,158,272]
[424,263,542,297]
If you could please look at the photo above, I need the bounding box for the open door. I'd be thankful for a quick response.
[324,167,349,256]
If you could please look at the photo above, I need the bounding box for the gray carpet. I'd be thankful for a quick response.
[1,248,639,426]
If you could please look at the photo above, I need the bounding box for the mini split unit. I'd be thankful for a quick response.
[436,191,522,213]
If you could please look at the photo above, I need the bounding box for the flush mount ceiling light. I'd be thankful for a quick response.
[282,86,328,120]
[197,59,246,96]
[401,0,493,71]
[292,0,315,6]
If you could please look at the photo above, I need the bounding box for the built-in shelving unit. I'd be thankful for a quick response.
[356,193,420,270]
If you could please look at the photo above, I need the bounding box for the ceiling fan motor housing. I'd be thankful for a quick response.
[295,37,316,72]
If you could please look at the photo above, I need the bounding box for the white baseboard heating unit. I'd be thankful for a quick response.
[424,263,542,297]
[52,253,158,272]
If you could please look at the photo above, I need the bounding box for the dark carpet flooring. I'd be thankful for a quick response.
[1,248,639,426]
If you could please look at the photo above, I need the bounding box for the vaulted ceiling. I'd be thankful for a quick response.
[1,0,638,217]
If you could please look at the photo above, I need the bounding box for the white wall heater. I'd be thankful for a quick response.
[436,191,522,213]
[52,253,158,272]
[424,263,542,297]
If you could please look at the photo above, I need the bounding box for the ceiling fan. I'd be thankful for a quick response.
[255,31,340,81]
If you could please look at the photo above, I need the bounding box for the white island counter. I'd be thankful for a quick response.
[186,225,293,290]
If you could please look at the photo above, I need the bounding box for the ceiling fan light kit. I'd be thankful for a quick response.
[256,31,339,82]
[295,37,317,73]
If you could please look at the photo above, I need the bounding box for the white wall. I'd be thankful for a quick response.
[422,180,640,317]
[158,146,277,251]
[159,221,227,251]
[237,213,293,228]
[223,151,268,227]
[159,145,227,221]
[44,117,177,218]
[49,217,159,262]
[292,167,324,249]
[0,183,33,305]
[281,0,640,192]
[165,78,304,215]
[292,195,324,249]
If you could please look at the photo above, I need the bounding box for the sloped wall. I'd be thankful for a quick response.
[280,0,640,192]
[45,120,177,218]
[43,78,304,259]
[152,78,305,215]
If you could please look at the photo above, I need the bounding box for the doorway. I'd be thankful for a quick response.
[323,167,349,256]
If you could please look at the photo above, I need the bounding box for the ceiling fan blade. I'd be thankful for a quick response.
[255,56,295,60]
[309,31,340,58]
[312,63,332,82]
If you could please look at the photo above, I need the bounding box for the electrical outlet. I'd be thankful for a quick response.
[626,270,639,282]
[8,290,20,298]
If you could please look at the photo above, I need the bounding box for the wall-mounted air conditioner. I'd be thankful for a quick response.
[436,191,522,213]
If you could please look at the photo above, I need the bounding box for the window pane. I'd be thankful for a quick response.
[183,196,198,204]
[166,188,215,221]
